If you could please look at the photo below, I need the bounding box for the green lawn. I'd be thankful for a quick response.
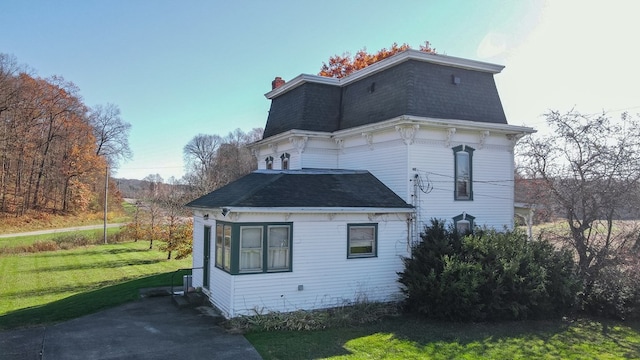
[0,241,191,329]
[247,316,640,359]
[0,227,122,248]
[3,238,640,358]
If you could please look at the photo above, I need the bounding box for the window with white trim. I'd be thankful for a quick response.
[216,222,292,274]
[347,224,377,258]
[239,226,263,272]
[268,225,290,270]
[453,145,474,200]
[215,223,232,271]
[265,156,274,169]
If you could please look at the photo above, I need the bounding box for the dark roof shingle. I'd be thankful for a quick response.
[263,57,507,139]
[185,169,412,210]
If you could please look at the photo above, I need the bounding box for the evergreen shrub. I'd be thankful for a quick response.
[398,219,578,321]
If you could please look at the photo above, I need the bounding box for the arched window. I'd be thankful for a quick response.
[265,156,274,169]
[453,145,474,200]
[280,153,290,170]
[453,213,475,234]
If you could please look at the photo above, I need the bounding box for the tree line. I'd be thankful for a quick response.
[0,53,131,217]
[119,127,262,259]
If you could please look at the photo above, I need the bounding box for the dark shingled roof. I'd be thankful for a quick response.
[263,58,507,139]
[185,169,413,210]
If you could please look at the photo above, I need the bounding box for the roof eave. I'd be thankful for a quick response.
[190,206,414,213]
[264,50,505,99]
[248,129,332,149]
[331,115,536,139]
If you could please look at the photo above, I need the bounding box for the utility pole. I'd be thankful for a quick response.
[104,164,109,244]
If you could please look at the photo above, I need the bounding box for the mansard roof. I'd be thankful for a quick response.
[185,169,413,210]
[263,50,508,139]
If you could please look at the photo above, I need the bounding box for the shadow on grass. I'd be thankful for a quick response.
[3,279,126,300]
[247,316,640,359]
[18,245,153,258]
[0,270,188,330]
[25,258,164,273]
[0,240,151,258]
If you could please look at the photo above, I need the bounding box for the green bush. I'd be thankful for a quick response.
[398,219,579,321]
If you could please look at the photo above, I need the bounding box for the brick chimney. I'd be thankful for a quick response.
[272,76,285,90]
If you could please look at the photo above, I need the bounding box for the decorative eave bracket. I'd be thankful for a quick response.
[290,136,308,154]
[362,132,374,150]
[396,124,420,145]
[445,127,456,147]
[506,133,525,153]
[478,130,490,149]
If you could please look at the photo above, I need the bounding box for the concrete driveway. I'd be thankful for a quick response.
[0,296,262,360]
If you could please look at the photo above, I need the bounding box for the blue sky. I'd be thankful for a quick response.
[1,0,638,180]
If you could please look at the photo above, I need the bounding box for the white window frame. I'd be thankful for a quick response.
[239,226,263,273]
[267,225,290,271]
[453,145,474,200]
[347,224,377,258]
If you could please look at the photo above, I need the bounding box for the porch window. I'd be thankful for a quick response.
[453,145,474,200]
[265,156,274,169]
[216,222,293,274]
[215,223,232,271]
[240,226,263,272]
[348,224,377,258]
[268,225,290,271]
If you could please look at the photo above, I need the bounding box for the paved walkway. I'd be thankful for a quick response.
[0,296,262,360]
[0,224,124,238]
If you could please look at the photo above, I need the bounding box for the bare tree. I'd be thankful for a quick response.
[183,128,262,197]
[0,53,23,116]
[89,103,132,166]
[518,110,640,289]
[183,133,222,194]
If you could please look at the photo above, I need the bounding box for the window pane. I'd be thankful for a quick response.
[268,226,290,270]
[456,152,470,199]
[457,220,470,234]
[240,227,263,272]
[241,227,262,248]
[223,225,231,271]
[215,224,223,268]
[457,179,469,197]
[349,226,376,257]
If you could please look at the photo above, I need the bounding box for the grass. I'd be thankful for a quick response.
[0,227,122,248]
[0,241,191,329]
[246,316,640,359]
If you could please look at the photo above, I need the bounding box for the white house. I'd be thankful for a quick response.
[186,50,535,318]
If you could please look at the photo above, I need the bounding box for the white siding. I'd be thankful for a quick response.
[209,266,234,317]
[408,129,516,231]
[194,212,410,317]
[191,218,204,288]
[301,147,338,169]
[339,138,409,199]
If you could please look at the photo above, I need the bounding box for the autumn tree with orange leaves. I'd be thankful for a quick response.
[319,41,436,78]
[0,53,130,216]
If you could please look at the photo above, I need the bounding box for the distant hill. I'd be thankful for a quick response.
[114,178,155,199]
[114,178,192,200]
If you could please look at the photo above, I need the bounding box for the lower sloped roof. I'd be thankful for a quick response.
[185,169,412,210]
